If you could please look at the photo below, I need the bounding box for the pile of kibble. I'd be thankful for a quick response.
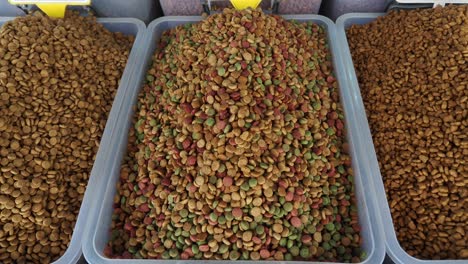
[107,8,363,262]
[347,5,467,260]
[0,12,133,264]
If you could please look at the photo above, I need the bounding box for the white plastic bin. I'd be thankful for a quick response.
[0,16,145,264]
[82,15,385,264]
[336,13,468,264]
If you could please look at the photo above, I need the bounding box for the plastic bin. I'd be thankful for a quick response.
[82,15,385,264]
[0,16,145,264]
[336,13,468,264]
[159,0,322,15]
[321,0,391,21]
[277,0,322,14]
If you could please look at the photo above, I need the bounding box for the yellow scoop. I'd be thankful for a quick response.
[8,0,90,18]
[230,0,262,10]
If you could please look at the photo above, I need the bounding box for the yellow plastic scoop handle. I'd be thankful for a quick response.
[230,0,262,10]
[8,0,90,18]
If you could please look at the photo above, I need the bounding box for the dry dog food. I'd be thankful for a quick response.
[0,12,133,264]
[347,5,467,260]
[107,8,363,262]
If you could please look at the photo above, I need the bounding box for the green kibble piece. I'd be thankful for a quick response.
[217,67,226,76]
[169,248,178,258]
[205,117,215,126]
[218,215,226,225]
[323,197,330,205]
[280,238,287,247]
[209,212,218,222]
[290,246,300,256]
[241,182,250,191]
[260,162,269,169]
[337,165,345,174]
[263,99,272,107]
[229,251,240,260]
[240,221,249,231]
[128,247,137,254]
[146,74,155,83]
[279,196,285,204]
[225,212,234,221]
[337,245,346,255]
[248,178,258,187]
[283,202,293,212]
[256,225,265,235]
[285,253,293,261]
[326,127,335,136]
[333,233,341,241]
[161,251,170,259]
[219,244,229,254]
[287,239,294,249]
[282,144,290,152]
[192,244,199,254]
[300,247,310,258]
[179,209,188,218]
[294,148,301,156]
[323,242,331,251]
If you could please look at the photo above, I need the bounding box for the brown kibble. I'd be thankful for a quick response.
[41,161,51,170]
[272,223,283,234]
[242,231,253,242]
[313,232,322,243]
[10,141,20,150]
[0,10,133,264]
[347,5,467,260]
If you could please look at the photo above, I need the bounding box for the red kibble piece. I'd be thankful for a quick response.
[290,216,302,227]
[139,203,150,212]
[182,138,191,149]
[188,185,198,192]
[187,156,197,166]
[199,245,210,252]
[260,249,270,259]
[285,191,294,201]
[302,234,312,243]
[223,176,233,187]
[252,236,262,244]
[217,120,227,130]
[232,207,243,218]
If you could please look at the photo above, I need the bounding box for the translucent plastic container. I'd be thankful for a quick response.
[159,0,322,15]
[82,15,385,264]
[321,0,391,20]
[0,16,146,264]
[277,0,322,14]
[336,13,468,264]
